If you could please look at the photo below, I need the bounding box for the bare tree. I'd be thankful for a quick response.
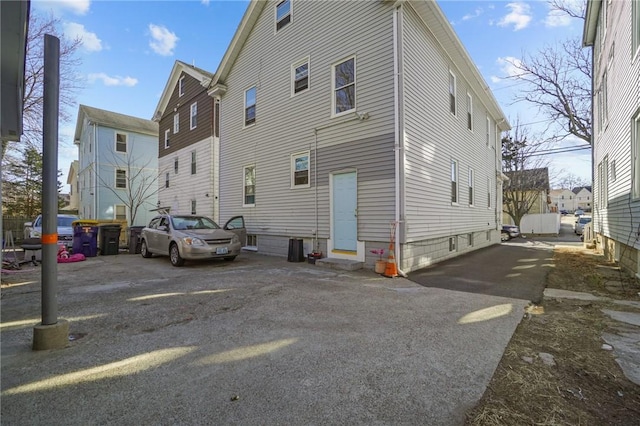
[502,1,591,144]
[554,172,590,190]
[502,123,553,226]
[2,11,83,159]
[93,148,161,227]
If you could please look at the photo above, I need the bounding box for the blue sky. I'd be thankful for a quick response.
[32,0,592,190]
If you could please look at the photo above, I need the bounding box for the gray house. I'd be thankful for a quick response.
[208,0,510,272]
[583,0,640,276]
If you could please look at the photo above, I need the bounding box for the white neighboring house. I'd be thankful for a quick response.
[583,0,640,275]
[550,188,577,212]
[207,0,510,271]
[572,186,592,212]
[74,105,159,227]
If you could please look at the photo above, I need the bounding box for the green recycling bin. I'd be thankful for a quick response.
[99,224,121,255]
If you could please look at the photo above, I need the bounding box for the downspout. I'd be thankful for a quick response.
[313,129,318,252]
[393,5,407,277]
[93,122,98,220]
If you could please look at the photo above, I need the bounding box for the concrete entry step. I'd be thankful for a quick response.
[315,257,364,271]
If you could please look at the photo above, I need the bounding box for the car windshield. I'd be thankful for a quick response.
[58,217,77,227]
[171,216,220,230]
[580,218,592,224]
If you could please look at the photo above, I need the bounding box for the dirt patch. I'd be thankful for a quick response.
[466,246,640,425]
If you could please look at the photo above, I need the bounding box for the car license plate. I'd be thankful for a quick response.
[216,247,228,255]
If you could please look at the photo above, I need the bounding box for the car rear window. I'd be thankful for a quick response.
[58,217,77,227]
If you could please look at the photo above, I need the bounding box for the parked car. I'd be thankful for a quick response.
[25,214,80,249]
[501,224,520,241]
[559,209,568,215]
[574,209,584,216]
[140,212,245,267]
[574,216,592,235]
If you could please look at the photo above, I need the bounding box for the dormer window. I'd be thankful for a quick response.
[276,0,291,31]
[179,76,185,97]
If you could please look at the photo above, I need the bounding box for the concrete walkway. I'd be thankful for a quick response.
[1,252,527,425]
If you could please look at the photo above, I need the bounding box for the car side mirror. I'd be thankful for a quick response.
[226,225,235,230]
[158,225,169,232]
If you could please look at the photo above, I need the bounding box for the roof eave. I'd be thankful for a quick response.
[582,0,601,47]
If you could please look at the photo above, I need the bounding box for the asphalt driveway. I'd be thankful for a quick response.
[408,239,553,303]
[2,251,528,425]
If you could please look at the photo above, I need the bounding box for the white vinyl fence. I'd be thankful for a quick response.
[520,213,561,235]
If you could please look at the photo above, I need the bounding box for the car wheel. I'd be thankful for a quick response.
[169,243,185,267]
[223,256,236,261]
[140,239,153,258]
[501,232,510,242]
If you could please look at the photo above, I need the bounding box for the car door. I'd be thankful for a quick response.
[144,217,162,252]
[224,216,246,246]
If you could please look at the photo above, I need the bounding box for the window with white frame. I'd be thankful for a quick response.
[611,159,616,182]
[633,111,640,198]
[451,159,458,204]
[291,151,310,187]
[486,116,490,146]
[449,71,457,115]
[467,93,473,131]
[116,169,127,189]
[449,236,457,252]
[602,71,608,125]
[179,76,185,97]
[487,177,491,208]
[190,102,198,129]
[191,200,196,215]
[276,0,291,31]
[116,133,127,153]
[191,151,196,175]
[173,113,179,133]
[174,157,179,174]
[468,167,474,205]
[165,172,170,188]
[245,87,256,126]
[115,205,126,221]
[164,129,170,149]
[332,57,355,115]
[468,233,473,247]
[292,58,309,95]
[243,165,256,206]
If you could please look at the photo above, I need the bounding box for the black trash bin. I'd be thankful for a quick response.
[99,224,121,255]
[287,238,304,262]
[128,226,145,254]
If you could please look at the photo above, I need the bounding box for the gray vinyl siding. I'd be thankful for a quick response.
[218,0,396,240]
[592,0,640,253]
[401,5,500,241]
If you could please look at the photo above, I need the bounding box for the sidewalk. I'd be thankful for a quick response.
[1,252,528,425]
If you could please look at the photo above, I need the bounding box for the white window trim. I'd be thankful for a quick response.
[165,172,170,188]
[451,159,459,205]
[174,157,179,174]
[115,132,127,154]
[486,116,490,146]
[179,76,185,97]
[449,71,457,116]
[164,129,170,149]
[291,151,311,189]
[275,0,292,32]
[468,167,474,206]
[291,56,310,97]
[115,204,127,221]
[191,151,197,175]
[487,177,492,209]
[191,199,197,215]
[632,110,640,199]
[244,86,256,128]
[467,93,473,131]
[190,102,198,130]
[115,169,127,189]
[243,164,256,207]
[331,55,356,117]
[173,113,180,133]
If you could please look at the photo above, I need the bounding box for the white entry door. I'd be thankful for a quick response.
[332,172,357,252]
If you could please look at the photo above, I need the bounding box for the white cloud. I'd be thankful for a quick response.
[148,24,179,56]
[88,73,138,87]
[498,2,532,31]
[544,9,572,27]
[63,22,102,52]
[462,8,483,22]
[34,0,91,15]
[201,0,211,5]
[497,56,525,78]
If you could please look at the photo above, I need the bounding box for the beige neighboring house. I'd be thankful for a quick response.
[572,186,592,212]
[550,188,577,212]
[63,160,80,212]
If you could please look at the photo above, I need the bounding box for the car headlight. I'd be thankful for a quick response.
[182,237,206,247]
[231,234,239,243]
[31,230,42,237]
